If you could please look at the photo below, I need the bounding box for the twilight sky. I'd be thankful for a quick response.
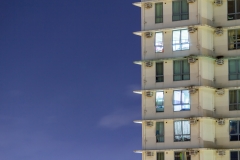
[0,1,142,160]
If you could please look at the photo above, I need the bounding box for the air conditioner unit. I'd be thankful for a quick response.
[190,119,197,125]
[144,3,152,9]
[145,32,153,38]
[214,27,223,36]
[215,0,223,6]
[145,91,153,97]
[217,150,225,155]
[216,89,225,95]
[146,151,154,156]
[187,0,195,3]
[146,121,153,127]
[217,119,225,125]
[188,26,197,33]
[189,150,198,156]
[145,61,153,67]
[188,56,197,63]
[216,59,224,65]
[189,88,198,94]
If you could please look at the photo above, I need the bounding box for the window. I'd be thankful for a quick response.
[174,152,191,160]
[156,122,164,142]
[173,60,190,81]
[155,32,163,53]
[228,0,240,20]
[228,29,240,50]
[172,0,189,21]
[156,91,164,112]
[172,29,189,51]
[229,90,240,110]
[156,62,164,82]
[231,151,240,160]
[157,152,164,160]
[174,121,190,142]
[230,120,240,141]
[229,59,240,80]
[173,90,190,111]
[155,3,163,23]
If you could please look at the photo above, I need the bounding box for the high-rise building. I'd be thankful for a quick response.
[133,0,240,159]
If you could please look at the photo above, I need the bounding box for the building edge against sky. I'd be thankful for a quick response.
[133,0,240,160]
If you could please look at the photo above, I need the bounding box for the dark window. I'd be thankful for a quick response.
[174,152,191,160]
[229,59,240,80]
[230,151,240,160]
[157,152,164,160]
[172,0,189,21]
[174,121,190,142]
[228,30,240,50]
[156,122,164,142]
[156,62,164,82]
[229,90,240,110]
[230,120,240,141]
[228,0,240,20]
[173,60,190,81]
[155,3,163,23]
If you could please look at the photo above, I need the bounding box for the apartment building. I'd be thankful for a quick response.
[133,0,240,160]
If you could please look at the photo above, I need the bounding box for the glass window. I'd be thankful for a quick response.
[230,120,240,141]
[173,60,190,81]
[174,152,191,160]
[230,151,240,160]
[155,3,163,23]
[156,91,164,112]
[228,30,240,50]
[173,29,189,51]
[173,90,190,111]
[229,59,240,80]
[172,0,189,21]
[156,62,164,82]
[229,90,240,110]
[156,122,164,142]
[174,120,190,142]
[155,32,163,53]
[228,0,240,20]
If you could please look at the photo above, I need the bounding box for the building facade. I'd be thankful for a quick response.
[133,0,240,160]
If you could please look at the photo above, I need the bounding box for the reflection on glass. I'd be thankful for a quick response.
[156,91,164,112]
[155,32,163,52]
[173,90,190,111]
[173,29,189,51]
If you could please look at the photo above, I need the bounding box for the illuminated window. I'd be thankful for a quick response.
[172,0,189,21]
[156,91,164,112]
[228,0,240,20]
[155,3,163,23]
[156,62,164,82]
[230,120,240,141]
[156,122,164,142]
[229,90,240,110]
[173,60,190,81]
[174,121,191,142]
[174,151,191,160]
[155,32,163,53]
[172,29,189,51]
[173,90,190,111]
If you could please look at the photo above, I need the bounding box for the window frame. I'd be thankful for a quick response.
[156,122,164,143]
[174,151,191,160]
[228,29,240,50]
[173,90,191,111]
[172,0,189,21]
[229,90,240,110]
[228,0,240,21]
[228,59,240,80]
[156,62,164,82]
[230,151,240,160]
[172,29,190,51]
[156,91,164,112]
[174,120,191,142]
[155,2,163,23]
[155,32,164,53]
[229,120,240,141]
[173,59,190,81]
[157,152,165,160]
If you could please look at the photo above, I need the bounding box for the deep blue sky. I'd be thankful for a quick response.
[0,1,142,160]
